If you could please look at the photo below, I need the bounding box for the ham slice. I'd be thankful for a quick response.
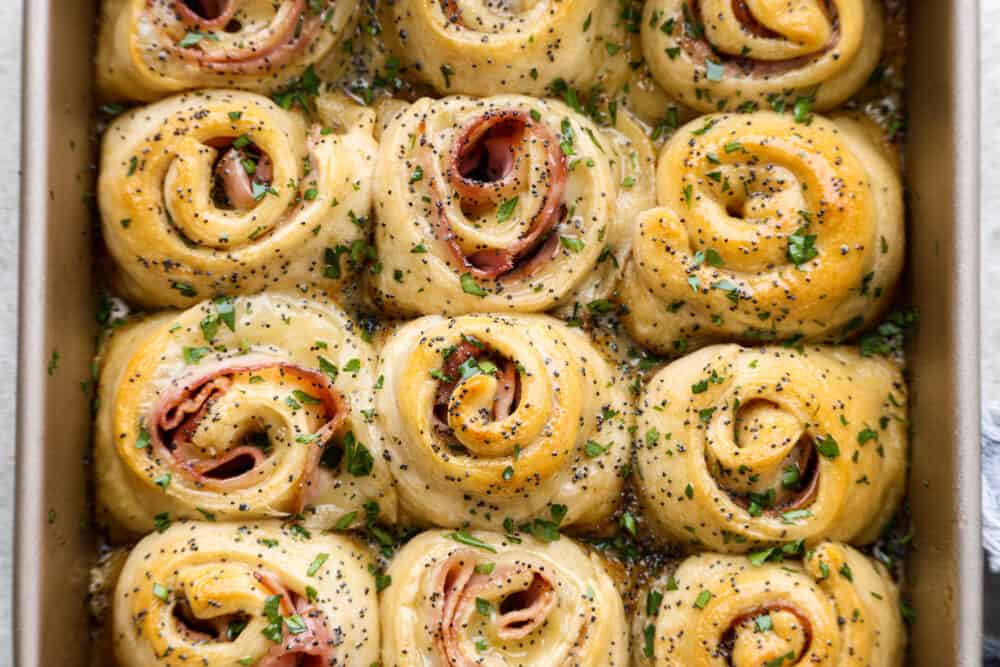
[432,552,560,666]
[174,0,329,74]
[432,553,479,667]
[680,0,840,77]
[174,0,237,30]
[431,342,521,439]
[440,0,464,26]
[256,571,336,667]
[478,573,557,641]
[433,110,568,280]
[214,147,274,210]
[731,0,783,39]
[215,149,257,209]
[434,341,480,407]
[491,360,519,421]
[150,358,347,501]
[778,442,819,510]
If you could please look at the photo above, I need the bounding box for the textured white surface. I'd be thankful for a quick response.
[980,0,1000,634]
[983,3,999,403]
[0,0,994,660]
[0,0,22,663]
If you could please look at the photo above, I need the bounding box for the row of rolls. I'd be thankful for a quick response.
[99,0,886,113]
[100,86,904,353]
[96,293,910,664]
[98,293,907,548]
[105,523,904,666]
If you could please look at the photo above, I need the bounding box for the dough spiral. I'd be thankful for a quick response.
[376,313,631,530]
[372,95,653,316]
[635,344,907,552]
[640,0,884,112]
[619,111,903,355]
[99,89,376,307]
[632,542,904,666]
[381,529,628,667]
[379,0,630,97]
[112,520,380,667]
[95,293,396,538]
[97,0,358,102]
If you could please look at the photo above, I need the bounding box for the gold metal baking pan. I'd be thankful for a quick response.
[15,1,983,664]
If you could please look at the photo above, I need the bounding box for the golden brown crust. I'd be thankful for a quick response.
[379,0,631,97]
[98,90,377,307]
[632,543,905,666]
[112,520,380,667]
[371,95,653,316]
[95,293,396,539]
[376,313,632,530]
[635,344,908,552]
[640,0,884,112]
[619,111,904,355]
[97,0,359,101]
[381,530,629,667]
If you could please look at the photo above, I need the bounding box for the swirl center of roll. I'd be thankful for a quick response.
[693,0,836,62]
[441,0,545,30]
[205,136,275,211]
[435,552,561,663]
[708,399,818,510]
[491,572,556,638]
[170,563,260,642]
[160,124,306,249]
[169,0,331,73]
[151,360,346,494]
[176,0,232,24]
[433,337,524,456]
[435,110,567,280]
[720,605,811,667]
[635,114,873,330]
[149,560,340,660]
[690,148,813,271]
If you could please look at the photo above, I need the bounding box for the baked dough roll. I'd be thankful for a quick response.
[640,0,884,112]
[95,293,396,538]
[379,0,630,97]
[97,0,358,102]
[635,344,907,553]
[112,520,379,667]
[381,530,628,667]
[376,313,631,530]
[372,95,654,316]
[99,89,376,308]
[619,112,903,355]
[632,543,904,666]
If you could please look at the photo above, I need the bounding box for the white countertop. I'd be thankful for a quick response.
[0,1,995,660]
[982,4,1000,405]
[0,2,24,662]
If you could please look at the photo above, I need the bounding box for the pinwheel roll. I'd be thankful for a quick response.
[97,0,358,101]
[99,90,376,308]
[635,344,907,553]
[381,530,628,667]
[95,293,396,538]
[640,0,884,112]
[372,95,654,316]
[112,520,380,667]
[620,112,903,355]
[376,314,631,530]
[632,543,904,667]
[380,0,630,97]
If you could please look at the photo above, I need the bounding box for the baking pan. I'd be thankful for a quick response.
[14,0,983,665]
